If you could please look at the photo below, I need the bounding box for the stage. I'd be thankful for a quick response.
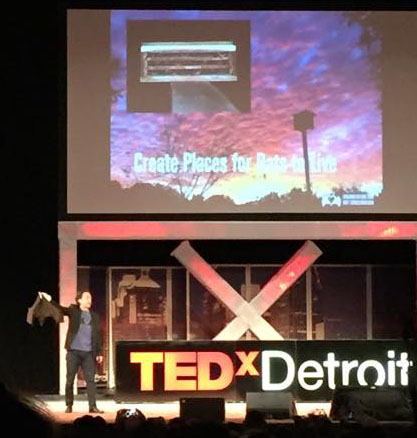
[35,395,331,423]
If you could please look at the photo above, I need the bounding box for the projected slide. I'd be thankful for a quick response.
[111,10,381,210]
[67,10,417,213]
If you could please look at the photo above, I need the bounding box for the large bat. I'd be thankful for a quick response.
[26,293,64,326]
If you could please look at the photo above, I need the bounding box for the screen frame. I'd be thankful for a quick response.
[60,2,417,221]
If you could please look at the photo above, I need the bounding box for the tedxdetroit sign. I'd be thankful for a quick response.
[116,340,416,401]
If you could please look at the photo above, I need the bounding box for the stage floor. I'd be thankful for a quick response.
[35,397,331,424]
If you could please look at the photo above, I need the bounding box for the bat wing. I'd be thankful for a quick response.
[27,296,64,326]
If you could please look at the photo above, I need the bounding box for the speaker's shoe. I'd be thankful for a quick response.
[89,406,104,414]
[65,406,72,413]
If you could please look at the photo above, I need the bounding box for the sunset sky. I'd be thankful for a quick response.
[110,10,382,204]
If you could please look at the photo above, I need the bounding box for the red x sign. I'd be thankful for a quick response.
[171,240,322,340]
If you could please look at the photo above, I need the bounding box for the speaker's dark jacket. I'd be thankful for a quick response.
[59,303,102,356]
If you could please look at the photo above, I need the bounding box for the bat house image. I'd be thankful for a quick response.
[140,41,237,82]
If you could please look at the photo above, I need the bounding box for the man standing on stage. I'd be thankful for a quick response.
[39,291,104,413]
